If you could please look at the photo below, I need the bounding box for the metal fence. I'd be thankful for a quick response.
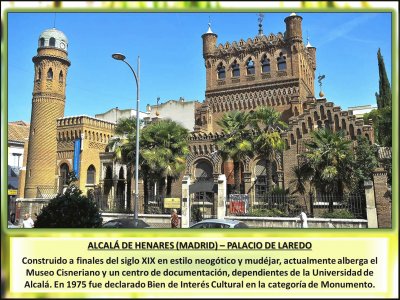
[311,192,366,219]
[248,194,302,217]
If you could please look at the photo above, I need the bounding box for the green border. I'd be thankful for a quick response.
[1,1,398,298]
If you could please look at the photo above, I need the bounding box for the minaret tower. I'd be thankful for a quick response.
[24,28,70,198]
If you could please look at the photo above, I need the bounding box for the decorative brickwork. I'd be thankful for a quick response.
[25,39,70,198]
[187,13,380,215]
[373,169,391,228]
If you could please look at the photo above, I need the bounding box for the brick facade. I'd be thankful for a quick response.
[24,38,71,198]
[187,13,378,215]
[373,169,392,228]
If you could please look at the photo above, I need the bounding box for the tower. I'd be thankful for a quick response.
[284,13,303,42]
[24,28,71,198]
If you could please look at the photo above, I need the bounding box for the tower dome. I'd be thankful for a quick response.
[38,28,69,52]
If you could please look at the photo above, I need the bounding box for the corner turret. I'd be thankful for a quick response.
[201,22,217,58]
[284,13,303,43]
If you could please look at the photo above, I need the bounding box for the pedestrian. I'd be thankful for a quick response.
[22,213,34,228]
[299,211,308,228]
[171,209,179,228]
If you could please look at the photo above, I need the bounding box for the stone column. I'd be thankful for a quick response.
[364,180,378,228]
[217,174,227,219]
[181,175,191,228]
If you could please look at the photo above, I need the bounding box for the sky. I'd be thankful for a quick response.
[6,11,392,122]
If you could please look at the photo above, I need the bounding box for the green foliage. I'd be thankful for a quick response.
[364,107,392,147]
[290,164,313,196]
[141,119,189,196]
[376,48,392,109]
[302,128,353,193]
[268,187,289,195]
[35,187,103,228]
[377,106,392,147]
[353,136,378,183]
[365,49,392,147]
[217,111,253,192]
[249,107,287,191]
[191,207,203,222]
[247,208,287,217]
[110,118,189,198]
[322,210,355,219]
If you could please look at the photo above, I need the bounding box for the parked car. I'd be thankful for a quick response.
[102,218,150,228]
[190,219,249,229]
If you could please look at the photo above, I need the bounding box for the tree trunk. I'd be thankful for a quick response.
[166,176,173,197]
[143,177,148,213]
[233,161,241,193]
[266,158,273,193]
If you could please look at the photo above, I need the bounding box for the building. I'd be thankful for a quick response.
[16,14,390,227]
[144,97,202,131]
[348,104,376,119]
[95,107,148,124]
[21,28,117,201]
[8,121,29,191]
[184,14,376,217]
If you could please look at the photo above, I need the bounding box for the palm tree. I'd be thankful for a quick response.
[249,107,287,192]
[107,116,139,164]
[216,111,253,193]
[289,164,314,211]
[107,117,140,210]
[301,128,353,212]
[140,119,189,198]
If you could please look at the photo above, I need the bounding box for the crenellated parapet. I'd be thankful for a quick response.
[200,13,317,133]
[282,97,375,151]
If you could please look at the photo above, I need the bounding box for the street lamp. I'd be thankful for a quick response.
[112,52,140,226]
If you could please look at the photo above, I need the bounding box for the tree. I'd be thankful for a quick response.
[108,117,139,165]
[353,136,378,184]
[364,49,392,147]
[140,119,189,197]
[376,48,392,109]
[301,129,353,211]
[216,111,253,193]
[35,187,103,228]
[107,117,139,210]
[289,164,313,210]
[249,107,287,191]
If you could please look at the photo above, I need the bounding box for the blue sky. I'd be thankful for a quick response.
[7,11,392,122]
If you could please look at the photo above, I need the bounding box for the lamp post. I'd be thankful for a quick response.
[112,53,140,226]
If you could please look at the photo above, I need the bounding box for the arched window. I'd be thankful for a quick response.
[217,63,226,79]
[246,58,255,75]
[86,165,96,185]
[342,119,347,132]
[60,163,69,186]
[59,71,63,83]
[334,115,340,131]
[39,38,45,47]
[37,69,41,80]
[231,60,240,77]
[49,37,56,47]
[308,117,313,131]
[195,160,213,179]
[47,68,53,80]
[261,55,270,73]
[255,159,267,199]
[349,124,355,139]
[277,52,287,71]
